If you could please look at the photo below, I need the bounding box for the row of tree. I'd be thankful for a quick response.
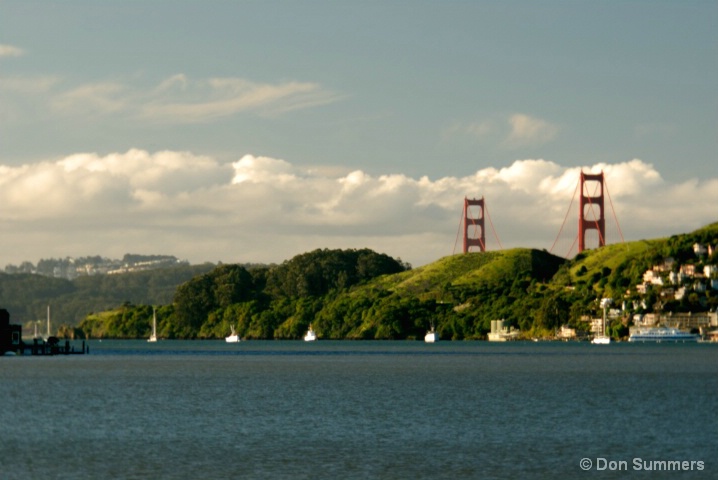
[23,222,718,341]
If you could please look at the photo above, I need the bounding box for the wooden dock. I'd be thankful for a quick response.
[1,308,88,356]
[17,337,89,356]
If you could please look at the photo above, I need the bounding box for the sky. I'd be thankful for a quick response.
[0,1,716,268]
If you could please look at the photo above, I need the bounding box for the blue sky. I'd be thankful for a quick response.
[0,1,716,267]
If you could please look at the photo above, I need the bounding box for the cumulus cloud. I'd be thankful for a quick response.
[0,150,715,267]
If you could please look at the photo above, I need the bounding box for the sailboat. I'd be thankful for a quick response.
[304,324,317,342]
[424,323,439,343]
[591,298,611,345]
[147,307,158,343]
[225,325,240,343]
[43,305,51,341]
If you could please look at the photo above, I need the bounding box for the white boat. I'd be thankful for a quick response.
[225,325,240,343]
[147,307,158,343]
[487,330,521,342]
[628,327,700,343]
[424,325,439,343]
[487,319,520,342]
[591,298,611,345]
[304,325,317,342]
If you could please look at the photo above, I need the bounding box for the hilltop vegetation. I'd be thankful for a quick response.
[0,263,217,328]
[78,247,568,340]
[9,222,718,340]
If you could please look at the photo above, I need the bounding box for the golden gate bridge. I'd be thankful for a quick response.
[453,171,625,258]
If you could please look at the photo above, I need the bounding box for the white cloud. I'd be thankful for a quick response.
[42,74,341,122]
[444,114,559,148]
[0,151,715,267]
[2,73,340,124]
[504,114,559,148]
[443,120,496,140]
[0,44,24,57]
[0,76,60,93]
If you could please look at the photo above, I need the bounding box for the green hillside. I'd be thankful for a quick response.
[312,248,567,339]
[8,222,718,340]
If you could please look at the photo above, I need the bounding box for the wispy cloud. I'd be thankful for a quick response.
[0,44,24,58]
[1,73,341,125]
[0,151,715,267]
[444,113,559,148]
[44,74,341,123]
[442,120,496,140]
[503,114,559,148]
[0,76,60,93]
[52,82,128,115]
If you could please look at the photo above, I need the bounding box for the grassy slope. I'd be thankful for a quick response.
[363,248,565,300]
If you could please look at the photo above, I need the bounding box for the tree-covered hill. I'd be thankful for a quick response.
[79,248,409,339]
[10,222,718,340]
[0,263,216,328]
[76,247,568,340]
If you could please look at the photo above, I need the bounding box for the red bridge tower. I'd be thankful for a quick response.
[463,197,485,253]
[578,172,605,252]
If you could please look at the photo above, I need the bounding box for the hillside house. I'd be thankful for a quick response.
[643,270,664,286]
[680,264,696,277]
[558,325,577,339]
[653,257,675,272]
[694,243,707,256]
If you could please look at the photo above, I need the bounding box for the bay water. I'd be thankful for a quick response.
[1,341,716,479]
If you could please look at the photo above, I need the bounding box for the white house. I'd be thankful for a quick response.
[642,270,664,286]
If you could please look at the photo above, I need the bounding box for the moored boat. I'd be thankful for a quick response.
[304,324,317,342]
[225,325,240,343]
[628,327,699,343]
[487,319,520,342]
[591,298,611,345]
[424,325,439,343]
[147,307,158,343]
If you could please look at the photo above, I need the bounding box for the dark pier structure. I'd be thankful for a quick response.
[0,309,88,356]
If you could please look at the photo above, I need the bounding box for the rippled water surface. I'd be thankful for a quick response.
[1,341,716,479]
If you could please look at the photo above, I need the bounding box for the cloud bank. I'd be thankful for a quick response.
[0,150,715,267]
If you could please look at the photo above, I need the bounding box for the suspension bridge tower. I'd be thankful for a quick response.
[578,171,605,252]
[463,197,485,253]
